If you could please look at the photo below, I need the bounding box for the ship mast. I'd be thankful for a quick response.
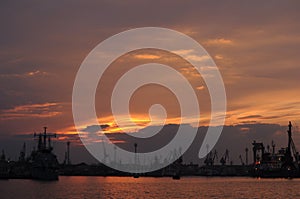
[34,127,56,151]
[287,121,292,157]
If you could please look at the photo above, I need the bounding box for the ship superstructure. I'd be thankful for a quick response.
[30,127,59,180]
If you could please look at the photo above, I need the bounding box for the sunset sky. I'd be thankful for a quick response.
[1,1,300,164]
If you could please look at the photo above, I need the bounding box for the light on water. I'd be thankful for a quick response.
[1,177,300,199]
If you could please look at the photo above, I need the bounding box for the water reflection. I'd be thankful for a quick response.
[1,177,300,199]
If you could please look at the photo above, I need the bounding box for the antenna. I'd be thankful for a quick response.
[271,140,275,154]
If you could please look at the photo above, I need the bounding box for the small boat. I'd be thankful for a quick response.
[133,173,139,178]
[172,174,180,180]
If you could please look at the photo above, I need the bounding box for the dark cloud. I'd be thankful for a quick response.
[238,115,263,120]
[81,124,110,133]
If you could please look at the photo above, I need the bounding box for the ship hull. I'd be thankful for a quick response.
[31,168,59,181]
[250,167,298,178]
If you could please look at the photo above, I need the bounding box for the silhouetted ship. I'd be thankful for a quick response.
[30,127,59,180]
[250,122,300,178]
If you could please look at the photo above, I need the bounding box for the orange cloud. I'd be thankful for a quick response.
[0,70,49,78]
[134,54,161,60]
[26,70,48,76]
[214,54,224,60]
[196,85,205,90]
[171,49,210,62]
[0,102,62,120]
[204,38,234,46]
[179,67,201,78]
[171,49,194,56]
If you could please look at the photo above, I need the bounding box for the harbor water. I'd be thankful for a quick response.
[1,176,300,199]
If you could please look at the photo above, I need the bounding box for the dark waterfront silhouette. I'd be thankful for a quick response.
[1,122,300,180]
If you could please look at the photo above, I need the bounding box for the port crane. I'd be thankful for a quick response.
[239,155,245,165]
[220,149,229,165]
[63,141,71,165]
[204,149,218,166]
[19,143,26,162]
[102,137,109,164]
